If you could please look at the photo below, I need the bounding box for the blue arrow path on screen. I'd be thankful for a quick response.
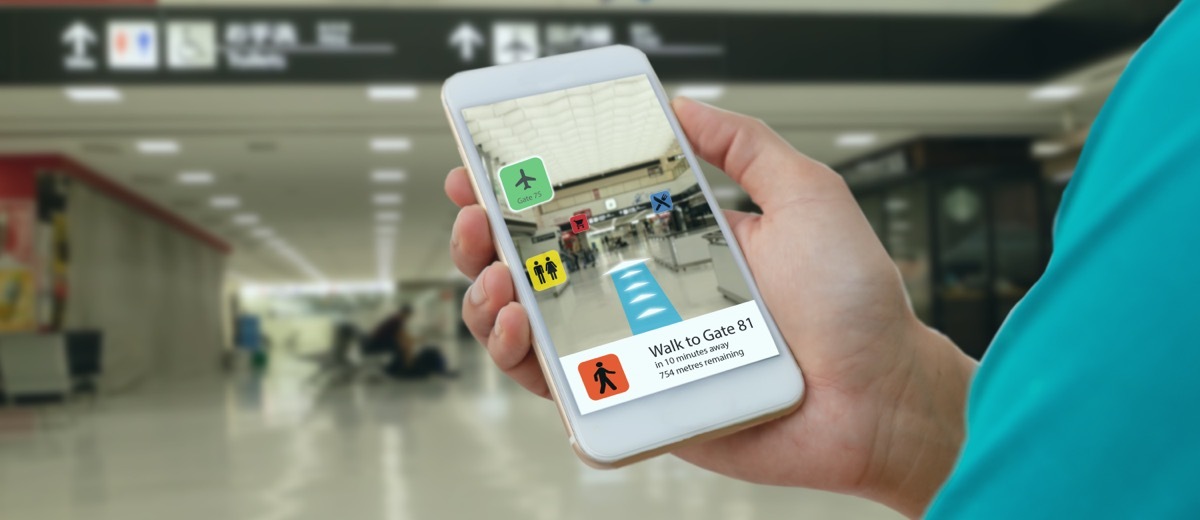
[605,259,682,335]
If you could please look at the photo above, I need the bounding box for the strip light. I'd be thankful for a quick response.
[1030,84,1083,102]
[368,85,419,101]
[136,139,180,155]
[178,171,214,185]
[835,132,878,148]
[371,137,412,153]
[65,86,122,103]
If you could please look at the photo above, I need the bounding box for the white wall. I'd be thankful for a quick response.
[65,181,226,391]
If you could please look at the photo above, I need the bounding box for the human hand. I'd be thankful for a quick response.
[445,97,976,518]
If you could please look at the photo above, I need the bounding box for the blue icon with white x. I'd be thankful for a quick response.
[650,190,673,213]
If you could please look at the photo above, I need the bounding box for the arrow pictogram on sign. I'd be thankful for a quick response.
[449,22,484,62]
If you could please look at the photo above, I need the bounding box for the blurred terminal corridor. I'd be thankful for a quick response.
[0,0,1178,518]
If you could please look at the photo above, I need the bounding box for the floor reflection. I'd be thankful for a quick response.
[0,345,900,520]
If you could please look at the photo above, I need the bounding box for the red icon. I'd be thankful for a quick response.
[578,353,628,401]
[570,212,589,233]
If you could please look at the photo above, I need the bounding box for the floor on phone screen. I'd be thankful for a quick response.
[0,347,901,520]
[537,240,733,356]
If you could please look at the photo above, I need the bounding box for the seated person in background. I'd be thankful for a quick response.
[366,304,448,379]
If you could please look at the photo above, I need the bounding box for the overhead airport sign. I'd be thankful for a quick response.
[0,2,1176,85]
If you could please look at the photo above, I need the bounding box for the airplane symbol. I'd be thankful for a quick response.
[499,156,552,212]
[513,169,537,190]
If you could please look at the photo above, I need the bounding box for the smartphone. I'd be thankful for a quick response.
[442,45,804,467]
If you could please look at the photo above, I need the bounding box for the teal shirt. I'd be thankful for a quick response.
[928,2,1200,518]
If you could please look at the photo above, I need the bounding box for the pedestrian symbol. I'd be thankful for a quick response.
[498,156,554,212]
[578,353,629,401]
[525,250,567,292]
[650,190,673,213]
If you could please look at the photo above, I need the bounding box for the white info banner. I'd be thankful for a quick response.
[560,301,780,415]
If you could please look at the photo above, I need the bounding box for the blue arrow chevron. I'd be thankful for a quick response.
[606,259,682,335]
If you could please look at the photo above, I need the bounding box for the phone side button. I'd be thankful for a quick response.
[494,244,510,268]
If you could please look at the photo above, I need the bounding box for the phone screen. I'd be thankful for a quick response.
[462,75,782,415]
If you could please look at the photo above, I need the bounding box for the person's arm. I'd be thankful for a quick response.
[928,4,1200,517]
[448,97,976,517]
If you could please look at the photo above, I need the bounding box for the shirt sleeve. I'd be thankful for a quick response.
[927,2,1200,518]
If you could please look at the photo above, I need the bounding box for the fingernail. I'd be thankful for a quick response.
[469,278,487,306]
[493,319,504,340]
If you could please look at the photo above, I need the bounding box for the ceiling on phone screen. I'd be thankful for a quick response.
[464,75,679,186]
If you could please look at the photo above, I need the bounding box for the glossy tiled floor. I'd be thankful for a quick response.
[0,350,901,520]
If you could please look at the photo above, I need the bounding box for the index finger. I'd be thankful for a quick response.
[445,167,478,208]
[672,97,833,212]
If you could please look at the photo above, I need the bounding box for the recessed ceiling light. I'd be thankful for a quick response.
[376,211,401,222]
[1031,140,1068,158]
[371,137,412,153]
[136,139,180,155]
[367,84,419,101]
[178,170,214,185]
[374,193,402,205]
[835,132,878,148]
[372,169,408,183]
[1029,84,1083,102]
[675,84,725,101]
[65,86,122,103]
[210,196,240,209]
[233,213,259,226]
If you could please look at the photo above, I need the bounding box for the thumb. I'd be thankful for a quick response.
[672,97,827,211]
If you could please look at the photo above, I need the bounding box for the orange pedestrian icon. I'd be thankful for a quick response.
[578,353,629,401]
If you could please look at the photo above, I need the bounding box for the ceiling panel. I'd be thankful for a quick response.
[465,75,679,185]
[0,52,1124,283]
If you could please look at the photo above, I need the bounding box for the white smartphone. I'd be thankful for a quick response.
[443,45,804,467]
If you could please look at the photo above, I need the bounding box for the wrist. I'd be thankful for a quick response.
[859,318,977,518]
